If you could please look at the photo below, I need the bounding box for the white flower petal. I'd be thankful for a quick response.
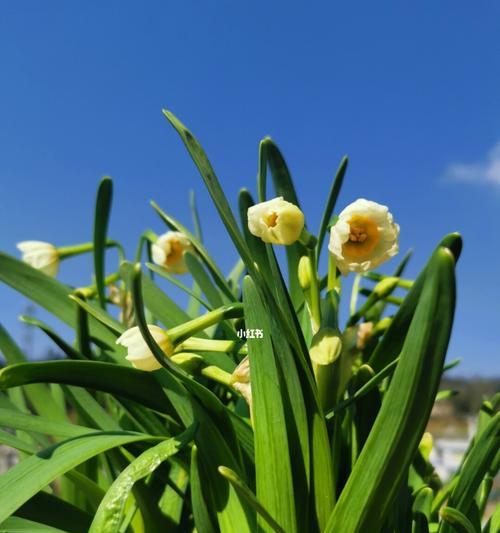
[328,199,399,275]
[151,231,192,274]
[116,324,172,372]
[17,241,59,277]
[247,196,304,245]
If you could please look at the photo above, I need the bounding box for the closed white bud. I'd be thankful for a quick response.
[152,231,192,274]
[116,325,173,371]
[248,197,304,245]
[17,241,59,277]
[329,199,399,275]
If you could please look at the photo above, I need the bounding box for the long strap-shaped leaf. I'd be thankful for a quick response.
[0,252,117,348]
[325,247,456,533]
[260,137,306,308]
[243,276,297,533]
[0,431,159,523]
[0,324,67,421]
[439,412,500,533]
[89,425,196,533]
[0,361,172,414]
[368,233,461,372]
[93,176,113,309]
[316,155,348,262]
[0,516,70,533]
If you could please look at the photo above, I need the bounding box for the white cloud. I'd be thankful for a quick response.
[444,141,500,186]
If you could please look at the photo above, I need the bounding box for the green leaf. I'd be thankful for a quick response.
[93,176,113,309]
[369,234,462,372]
[264,246,335,530]
[184,251,224,309]
[15,491,93,533]
[238,189,273,283]
[218,466,285,533]
[0,431,159,523]
[68,294,124,337]
[0,252,117,348]
[260,137,306,308]
[0,361,172,414]
[0,407,100,438]
[316,155,348,261]
[243,276,296,533]
[19,315,83,360]
[0,323,67,421]
[151,201,236,301]
[146,262,212,311]
[120,261,192,328]
[161,110,256,277]
[190,445,218,533]
[325,247,456,533]
[0,517,70,533]
[440,508,477,533]
[89,425,196,533]
[439,413,500,533]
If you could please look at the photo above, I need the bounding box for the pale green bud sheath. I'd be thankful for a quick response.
[309,328,343,412]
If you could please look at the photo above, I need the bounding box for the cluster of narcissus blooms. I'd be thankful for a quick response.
[17,196,399,375]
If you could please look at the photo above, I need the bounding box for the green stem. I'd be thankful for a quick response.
[299,228,318,249]
[200,365,234,387]
[175,337,247,355]
[76,272,121,299]
[169,303,244,345]
[364,271,413,289]
[307,248,321,333]
[58,242,94,258]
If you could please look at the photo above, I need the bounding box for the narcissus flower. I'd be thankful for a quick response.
[17,241,59,277]
[152,231,192,274]
[116,325,173,371]
[329,199,399,275]
[248,196,304,245]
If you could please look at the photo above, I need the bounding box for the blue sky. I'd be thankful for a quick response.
[1,2,499,376]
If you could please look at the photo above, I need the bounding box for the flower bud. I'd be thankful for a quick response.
[356,322,373,350]
[116,325,173,371]
[298,255,313,290]
[329,199,399,275]
[151,231,192,274]
[231,357,252,410]
[419,432,433,462]
[247,196,304,245]
[309,328,342,366]
[17,241,59,277]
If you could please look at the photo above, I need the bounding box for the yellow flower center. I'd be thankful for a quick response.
[166,239,184,265]
[265,211,278,227]
[342,215,380,259]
